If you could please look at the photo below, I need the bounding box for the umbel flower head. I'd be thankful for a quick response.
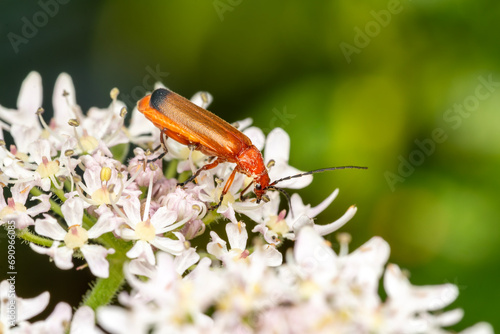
[0,72,492,334]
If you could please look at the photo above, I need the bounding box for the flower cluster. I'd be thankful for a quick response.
[0,72,493,333]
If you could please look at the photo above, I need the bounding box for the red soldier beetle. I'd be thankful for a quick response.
[137,88,366,211]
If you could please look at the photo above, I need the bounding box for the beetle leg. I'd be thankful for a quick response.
[178,158,220,187]
[144,129,169,164]
[239,180,254,201]
[211,168,238,210]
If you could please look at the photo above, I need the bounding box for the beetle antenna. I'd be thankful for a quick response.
[269,166,367,187]
[266,185,294,218]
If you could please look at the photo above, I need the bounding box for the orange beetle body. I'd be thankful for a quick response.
[137,88,270,202]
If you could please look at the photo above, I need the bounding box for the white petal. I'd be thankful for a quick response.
[7,213,35,230]
[295,226,337,275]
[207,231,227,259]
[221,204,239,224]
[384,264,459,312]
[61,196,86,228]
[97,306,132,333]
[309,188,339,218]
[88,209,116,238]
[71,306,103,334]
[313,205,357,236]
[234,117,253,131]
[261,244,283,266]
[16,71,42,125]
[28,139,52,165]
[10,124,42,152]
[26,193,51,217]
[118,227,138,240]
[44,302,73,333]
[15,290,50,322]
[243,126,265,151]
[151,236,185,256]
[52,73,78,129]
[190,91,213,109]
[34,215,67,240]
[39,177,52,192]
[122,197,142,227]
[150,206,177,230]
[126,240,155,265]
[341,237,390,298]
[128,106,157,137]
[264,127,290,163]
[226,222,248,251]
[81,245,115,278]
[434,308,464,327]
[271,164,313,189]
[174,248,200,275]
[460,322,495,334]
[128,259,156,278]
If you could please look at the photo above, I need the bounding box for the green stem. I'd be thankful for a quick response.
[202,210,219,225]
[17,229,53,247]
[82,251,126,310]
[51,185,66,203]
[82,233,132,310]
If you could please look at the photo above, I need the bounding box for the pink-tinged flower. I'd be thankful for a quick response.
[28,139,63,191]
[1,132,80,189]
[157,185,207,239]
[0,280,50,330]
[0,182,50,229]
[207,222,250,263]
[118,197,188,265]
[127,147,163,187]
[76,152,140,206]
[30,196,115,278]
[194,165,249,213]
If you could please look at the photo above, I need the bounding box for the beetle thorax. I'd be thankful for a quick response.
[237,145,270,186]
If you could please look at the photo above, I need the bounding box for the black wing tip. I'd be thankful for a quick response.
[150,88,171,109]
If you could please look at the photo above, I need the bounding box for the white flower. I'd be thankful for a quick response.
[30,196,115,278]
[0,280,50,330]
[1,74,492,333]
[13,302,72,334]
[70,306,104,334]
[118,197,188,264]
[0,182,50,229]
[51,73,128,152]
[250,189,357,246]
[98,252,215,333]
[76,151,140,206]
[264,127,313,189]
[381,263,462,333]
[207,221,282,266]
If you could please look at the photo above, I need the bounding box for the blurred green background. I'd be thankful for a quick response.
[1,0,499,330]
